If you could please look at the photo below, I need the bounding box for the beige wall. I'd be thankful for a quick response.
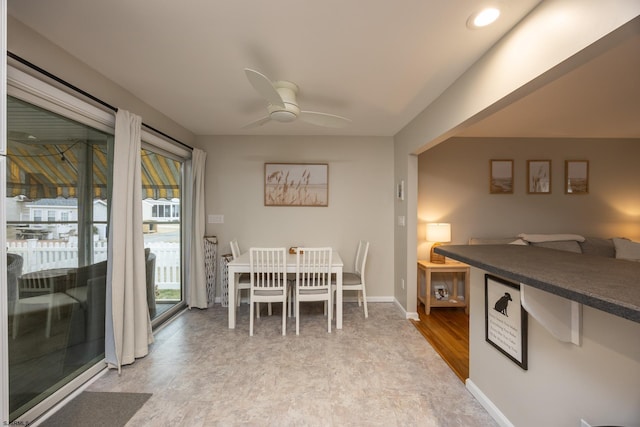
[417,137,640,259]
[195,135,395,301]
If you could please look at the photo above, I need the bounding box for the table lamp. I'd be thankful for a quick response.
[426,223,451,264]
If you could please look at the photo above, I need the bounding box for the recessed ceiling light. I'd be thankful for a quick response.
[467,7,501,29]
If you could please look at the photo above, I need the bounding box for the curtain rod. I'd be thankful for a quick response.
[7,51,193,151]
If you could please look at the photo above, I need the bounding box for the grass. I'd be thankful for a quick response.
[156,289,180,300]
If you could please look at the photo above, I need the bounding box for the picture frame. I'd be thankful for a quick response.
[485,274,528,370]
[490,159,513,194]
[565,160,589,194]
[264,163,329,206]
[434,284,449,301]
[527,160,551,194]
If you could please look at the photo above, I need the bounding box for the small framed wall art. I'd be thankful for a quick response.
[489,159,513,194]
[565,160,589,194]
[527,160,551,194]
[485,274,528,370]
[264,163,329,206]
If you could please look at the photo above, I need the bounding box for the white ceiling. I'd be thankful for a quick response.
[8,0,545,137]
[457,26,640,139]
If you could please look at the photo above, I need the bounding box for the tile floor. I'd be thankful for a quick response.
[87,302,497,426]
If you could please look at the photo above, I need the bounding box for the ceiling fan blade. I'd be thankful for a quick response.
[299,111,352,128]
[242,115,272,129]
[244,68,285,108]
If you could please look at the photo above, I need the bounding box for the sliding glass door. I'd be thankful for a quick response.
[6,95,113,420]
[141,147,184,321]
[3,66,191,425]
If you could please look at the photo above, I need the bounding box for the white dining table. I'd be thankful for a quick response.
[227,250,344,330]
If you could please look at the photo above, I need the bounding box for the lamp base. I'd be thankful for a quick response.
[430,242,446,264]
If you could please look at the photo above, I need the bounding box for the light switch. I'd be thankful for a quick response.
[397,215,406,227]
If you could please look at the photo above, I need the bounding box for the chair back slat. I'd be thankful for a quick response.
[230,239,241,260]
[296,247,332,290]
[354,240,369,277]
[250,247,287,290]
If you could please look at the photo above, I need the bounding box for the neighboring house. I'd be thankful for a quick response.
[7,197,178,240]
[8,197,107,240]
[142,198,180,222]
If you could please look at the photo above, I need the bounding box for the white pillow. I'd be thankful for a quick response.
[613,238,640,261]
[509,239,528,245]
[517,233,585,243]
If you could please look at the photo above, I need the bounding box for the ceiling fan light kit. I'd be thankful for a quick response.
[243,68,351,129]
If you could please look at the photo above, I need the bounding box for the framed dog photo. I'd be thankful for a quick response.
[485,274,528,370]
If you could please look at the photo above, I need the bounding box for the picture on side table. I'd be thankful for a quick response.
[490,159,514,194]
[527,160,551,194]
[434,284,449,301]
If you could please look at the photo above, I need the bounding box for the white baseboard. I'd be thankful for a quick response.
[393,298,419,320]
[466,379,514,427]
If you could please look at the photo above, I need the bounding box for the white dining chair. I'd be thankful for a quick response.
[332,240,369,318]
[295,247,333,335]
[230,238,251,307]
[12,271,79,339]
[231,239,272,316]
[249,247,288,336]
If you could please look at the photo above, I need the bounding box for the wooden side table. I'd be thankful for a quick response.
[417,260,470,315]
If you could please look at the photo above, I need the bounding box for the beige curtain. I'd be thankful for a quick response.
[105,109,153,372]
[186,148,208,308]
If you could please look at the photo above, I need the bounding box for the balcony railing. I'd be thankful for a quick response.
[6,240,180,291]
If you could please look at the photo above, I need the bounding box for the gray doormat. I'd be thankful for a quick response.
[40,391,152,427]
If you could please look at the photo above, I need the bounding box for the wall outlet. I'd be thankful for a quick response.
[208,214,224,224]
[401,278,405,289]
[580,419,592,427]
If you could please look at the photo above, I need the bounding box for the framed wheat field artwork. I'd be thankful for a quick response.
[527,160,551,194]
[490,159,513,194]
[264,163,329,206]
[565,160,589,194]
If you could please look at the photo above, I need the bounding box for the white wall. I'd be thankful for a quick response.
[417,137,640,259]
[467,267,640,427]
[195,135,395,301]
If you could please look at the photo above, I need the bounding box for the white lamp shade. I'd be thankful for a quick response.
[426,223,451,243]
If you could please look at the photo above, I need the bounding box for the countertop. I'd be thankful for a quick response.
[435,244,640,324]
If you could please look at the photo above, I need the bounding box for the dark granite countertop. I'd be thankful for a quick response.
[435,244,640,324]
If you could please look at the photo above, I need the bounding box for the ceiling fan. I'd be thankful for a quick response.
[242,68,351,129]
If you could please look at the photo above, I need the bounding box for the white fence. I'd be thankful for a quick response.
[6,240,181,290]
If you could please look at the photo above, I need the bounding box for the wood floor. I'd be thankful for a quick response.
[411,303,469,382]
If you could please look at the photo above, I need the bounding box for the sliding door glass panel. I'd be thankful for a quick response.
[141,148,182,320]
[6,96,113,420]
